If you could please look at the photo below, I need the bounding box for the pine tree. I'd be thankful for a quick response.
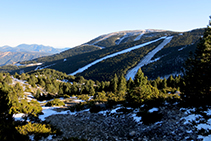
[134,68,148,87]
[127,77,134,90]
[110,74,118,93]
[4,75,12,84]
[151,80,157,88]
[162,78,167,88]
[0,73,3,82]
[183,17,211,101]
[118,74,127,92]
[89,85,95,96]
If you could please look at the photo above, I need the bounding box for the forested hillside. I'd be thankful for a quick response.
[0,28,204,82]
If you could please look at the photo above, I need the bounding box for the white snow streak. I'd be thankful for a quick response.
[125,36,173,80]
[69,37,166,76]
[134,33,144,41]
[35,63,56,71]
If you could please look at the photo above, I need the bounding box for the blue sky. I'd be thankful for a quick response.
[0,0,210,48]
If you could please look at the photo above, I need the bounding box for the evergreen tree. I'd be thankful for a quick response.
[118,74,127,92]
[71,82,78,94]
[110,74,118,93]
[38,78,45,88]
[127,77,134,90]
[95,80,101,91]
[20,73,26,80]
[4,75,12,84]
[0,73,3,82]
[100,81,105,91]
[162,78,167,88]
[183,17,211,101]
[35,89,41,99]
[14,83,24,99]
[151,80,157,88]
[0,82,28,140]
[89,85,95,96]
[134,68,148,87]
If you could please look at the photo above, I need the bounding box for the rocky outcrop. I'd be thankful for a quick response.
[45,105,200,141]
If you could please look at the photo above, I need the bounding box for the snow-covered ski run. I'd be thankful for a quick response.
[125,36,173,80]
[69,36,166,76]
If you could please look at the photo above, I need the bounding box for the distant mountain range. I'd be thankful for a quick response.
[0,44,69,54]
[0,44,69,66]
[1,28,205,81]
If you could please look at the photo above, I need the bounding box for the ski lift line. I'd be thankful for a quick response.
[69,36,167,76]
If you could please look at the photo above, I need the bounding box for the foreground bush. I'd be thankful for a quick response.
[45,98,65,106]
[76,94,89,101]
[16,122,59,140]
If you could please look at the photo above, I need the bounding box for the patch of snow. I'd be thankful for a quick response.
[148,107,159,113]
[29,135,35,140]
[35,63,56,71]
[204,109,211,116]
[134,33,144,41]
[179,33,183,35]
[88,96,94,100]
[110,107,122,113]
[73,99,85,103]
[63,59,67,62]
[196,123,211,131]
[69,37,166,76]
[14,63,42,67]
[46,135,53,140]
[186,130,193,133]
[125,36,173,80]
[39,107,70,121]
[131,113,142,123]
[13,113,26,121]
[178,46,186,51]
[198,134,211,141]
[181,114,203,124]
[154,121,163,125]
[98,110,108,116]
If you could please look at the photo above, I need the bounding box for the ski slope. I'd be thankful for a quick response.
[125,36,173,80]
[69,37,166,76]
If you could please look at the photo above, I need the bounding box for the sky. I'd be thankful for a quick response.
[0,0,210,48]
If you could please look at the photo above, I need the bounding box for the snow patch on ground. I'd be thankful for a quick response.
[39,107,70,121]
[148,107,159,113]
[131,113,142,123]
[13,113,26,121]
[35,63,56,71]
[178,46,186,51]
[73,99,85,103]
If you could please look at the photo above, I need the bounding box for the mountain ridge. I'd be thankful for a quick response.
[0,28,205,81]
[0,44,69,54]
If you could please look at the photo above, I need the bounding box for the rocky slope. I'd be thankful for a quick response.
[45,104,201,141]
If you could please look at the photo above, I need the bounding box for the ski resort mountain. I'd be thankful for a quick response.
[1,28,205,81]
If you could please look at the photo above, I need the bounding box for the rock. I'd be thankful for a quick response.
[129,131,136,137]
